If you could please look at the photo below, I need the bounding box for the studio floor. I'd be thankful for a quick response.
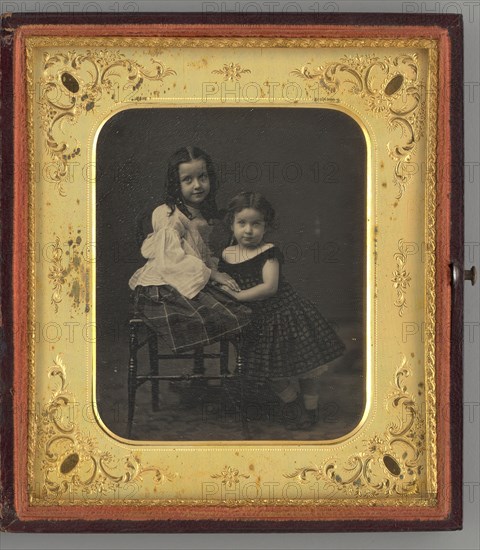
[96,321,365,442]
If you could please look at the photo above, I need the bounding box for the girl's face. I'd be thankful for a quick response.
[232,208,266,248]
[178,158,210,208]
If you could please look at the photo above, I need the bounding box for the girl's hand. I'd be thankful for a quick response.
[218,258,279,302]
[220,284,241,298]
[211,271,241,292]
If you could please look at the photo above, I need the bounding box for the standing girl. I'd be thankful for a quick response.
[129,147,251,353]
[218,192,345,429]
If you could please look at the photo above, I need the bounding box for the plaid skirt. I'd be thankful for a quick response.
[242,283,346,379]
[134,284,252,353]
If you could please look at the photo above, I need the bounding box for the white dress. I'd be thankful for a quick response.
[129,204,215,299]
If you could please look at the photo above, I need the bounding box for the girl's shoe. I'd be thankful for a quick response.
[282,398,318,430]
[295,407,318,430]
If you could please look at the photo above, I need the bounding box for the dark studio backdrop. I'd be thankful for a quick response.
[95,107,366,431]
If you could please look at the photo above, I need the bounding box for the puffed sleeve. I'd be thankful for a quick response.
[139,206,211,299]
[140,206,171,259]
[140,232,157,259]
[154,229,211,298]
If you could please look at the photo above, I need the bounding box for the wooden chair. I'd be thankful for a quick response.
[127,290,249,438]
[127,207,251,439]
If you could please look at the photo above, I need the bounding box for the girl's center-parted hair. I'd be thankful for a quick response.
[226,191,276,228]
[164,146,219,220]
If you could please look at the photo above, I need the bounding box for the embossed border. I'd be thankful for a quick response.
[0,13,463,532]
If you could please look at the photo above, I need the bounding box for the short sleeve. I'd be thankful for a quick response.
[264,246,284,264]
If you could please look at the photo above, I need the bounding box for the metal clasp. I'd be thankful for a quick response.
[451,264,477,286]
[464,266,477,286]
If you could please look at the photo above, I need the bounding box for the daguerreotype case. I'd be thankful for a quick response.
[0,12,464,532]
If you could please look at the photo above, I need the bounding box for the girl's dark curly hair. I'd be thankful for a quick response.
[225,191,276,228]
[164,146,219,221]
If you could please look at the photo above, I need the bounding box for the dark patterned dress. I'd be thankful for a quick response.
[218,246,345,379]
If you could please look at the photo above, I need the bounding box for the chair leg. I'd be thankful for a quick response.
[127,320,139,438]
[193,346,205,374]
[234,336,246,375]
[148,329,159,412]
[193,346,205,387]
[219,339,229,376]
[233,336,251,439]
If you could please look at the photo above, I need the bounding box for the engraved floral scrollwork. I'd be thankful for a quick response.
[292,54,425,199]
[392,238,412,317]
[212,62,251,81]
[47,232,91,313]
[47,236,68,313]
[285,356,426,498]
[35,355,176,503]
[40,49,176,195]
[211,466,250,487]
